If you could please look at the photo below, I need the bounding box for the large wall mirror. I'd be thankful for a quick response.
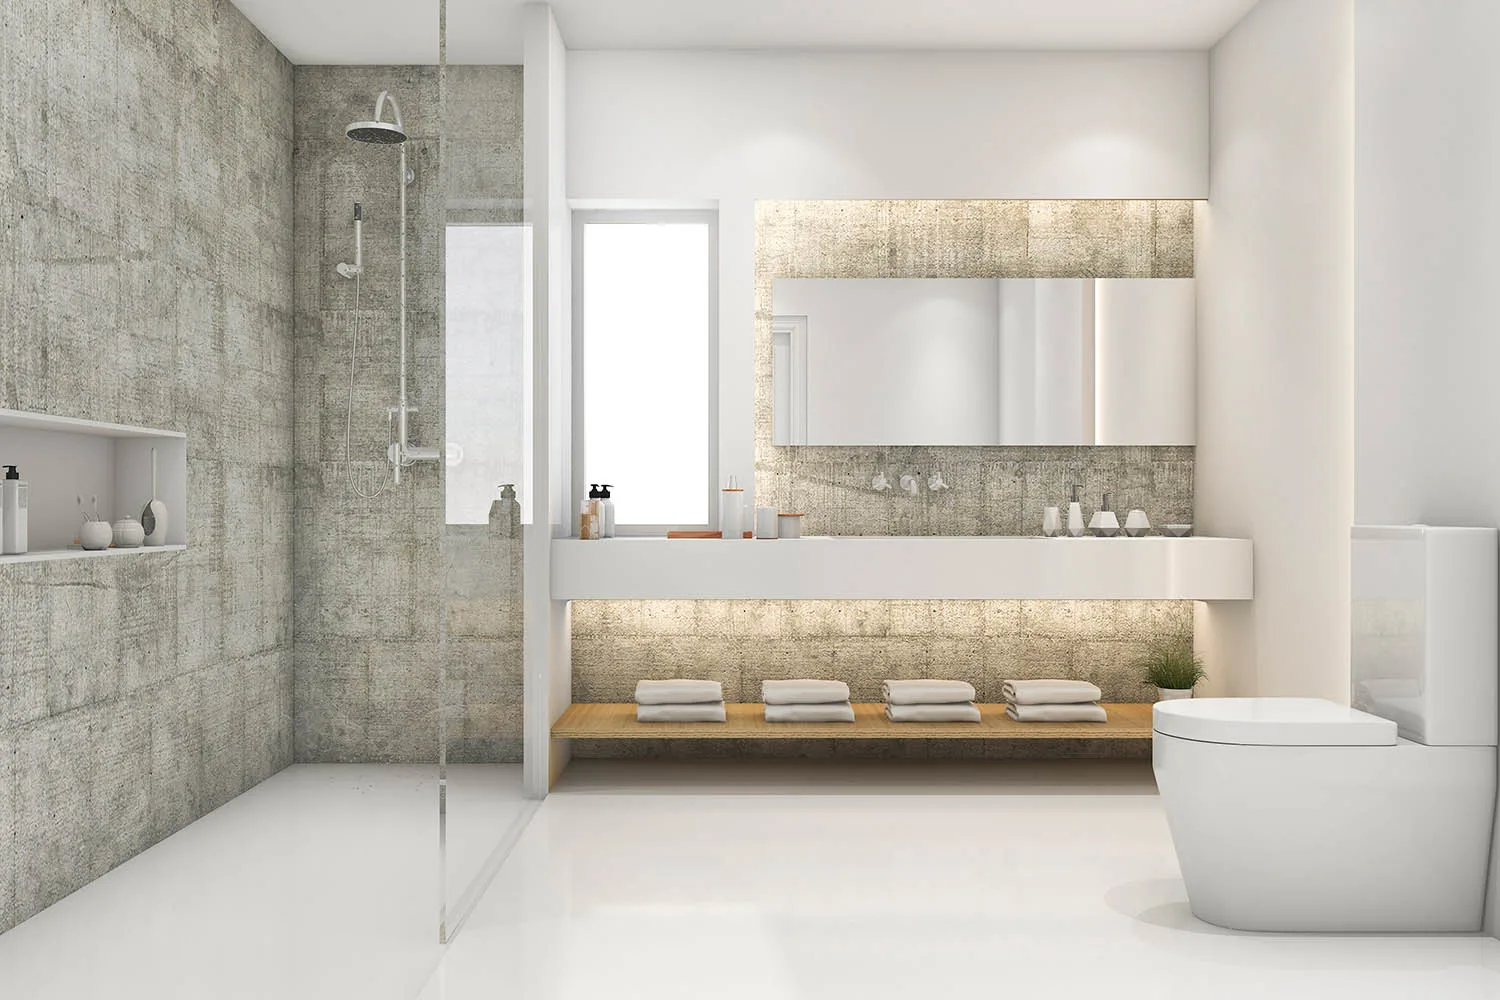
[771,277,1195,446]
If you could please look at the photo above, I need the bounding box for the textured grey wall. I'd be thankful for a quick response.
[572,598,1186,759]
[0,0,294,933]
[755,200,1197,534]
[292,66,524,763]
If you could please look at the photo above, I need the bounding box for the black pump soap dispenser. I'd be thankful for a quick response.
[2,464,27,555]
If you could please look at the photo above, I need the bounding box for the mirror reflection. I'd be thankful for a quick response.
[772,277,1195,446]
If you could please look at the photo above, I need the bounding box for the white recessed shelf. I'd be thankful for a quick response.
[0,408,188,562]
[552,536,1253,601]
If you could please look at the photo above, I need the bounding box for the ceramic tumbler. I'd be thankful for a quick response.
[80,521,113,551]
[1042,506,1062,537]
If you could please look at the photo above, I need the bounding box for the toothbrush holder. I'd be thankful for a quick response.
[80,521,113,551]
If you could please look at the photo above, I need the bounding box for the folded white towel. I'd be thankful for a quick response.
[636,702,727,723]
[882,679,977,705]
[885,702,981,723]
[1005,703,1108,723]
[1001,679,1103,706]
[762,679,851,705]
[765,702,855,723]
[635,679,725,705]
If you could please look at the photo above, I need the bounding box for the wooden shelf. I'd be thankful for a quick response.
[552,702,1154,740]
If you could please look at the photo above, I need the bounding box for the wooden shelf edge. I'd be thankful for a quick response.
[552,702,1155,741]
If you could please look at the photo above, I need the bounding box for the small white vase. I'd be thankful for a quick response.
[1156,687,1194,701]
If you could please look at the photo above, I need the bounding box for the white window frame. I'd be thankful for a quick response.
[571,209,719,534]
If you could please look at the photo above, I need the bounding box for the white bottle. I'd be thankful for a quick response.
[598,484,616,538]
[720,475,745,540]
[3,465,28,555]
[1066,484,1085,538]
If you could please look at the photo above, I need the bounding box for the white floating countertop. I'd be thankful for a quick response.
[551,536,1253,601]
[0,408,185,438]
[0,544,187,566]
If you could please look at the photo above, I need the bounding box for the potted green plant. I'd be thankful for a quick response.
[1139,639,1206,701]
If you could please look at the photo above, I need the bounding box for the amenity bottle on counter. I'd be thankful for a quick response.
[598,484,616,538]
[2,465,27,555]
[720,475,745,540]
[1066,484,1085,538]
[488,484,519,537]
[578,499,599,540]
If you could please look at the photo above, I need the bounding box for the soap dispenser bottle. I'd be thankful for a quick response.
[1066,484,1086,538]
[488,484,519,537]
[1088,491,1121,537]
[2,465,27,555]
[598,484,616,538]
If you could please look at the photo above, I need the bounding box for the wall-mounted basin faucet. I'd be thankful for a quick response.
[900,474,920,496]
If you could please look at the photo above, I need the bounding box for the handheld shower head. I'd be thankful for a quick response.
[347,89,406,143]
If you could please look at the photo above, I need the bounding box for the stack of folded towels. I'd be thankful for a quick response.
[882,679,981,722]
[634,679,726,723]
[1001,679,1107,722]
[762,679,854,722]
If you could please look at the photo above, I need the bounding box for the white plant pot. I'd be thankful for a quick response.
[1156,687,1194,701]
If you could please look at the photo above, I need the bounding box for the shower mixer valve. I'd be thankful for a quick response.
[386,406,441,479]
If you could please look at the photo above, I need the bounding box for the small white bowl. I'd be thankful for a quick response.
[1163,524,1194,538]
[80,521,113,551]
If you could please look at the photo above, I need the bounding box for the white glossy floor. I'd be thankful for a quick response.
[421,760,1500,1000]
[0,764,528,1000]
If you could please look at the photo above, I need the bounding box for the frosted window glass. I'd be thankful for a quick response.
[444,224,529,525]
[583,222,710,526]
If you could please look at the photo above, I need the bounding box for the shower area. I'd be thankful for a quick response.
[291,11,529,939]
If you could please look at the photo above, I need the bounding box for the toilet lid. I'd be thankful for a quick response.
[1153,697,1398,746]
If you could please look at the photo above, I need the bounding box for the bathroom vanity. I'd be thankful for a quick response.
[552,535,1252,601]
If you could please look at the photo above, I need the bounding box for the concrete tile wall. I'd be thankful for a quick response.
[754,199,1196,535]
[0,0,293,933]
[571,598,1188,760]
[291,66,524,763]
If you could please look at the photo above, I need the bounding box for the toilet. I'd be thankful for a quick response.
[1153,525,1499,932]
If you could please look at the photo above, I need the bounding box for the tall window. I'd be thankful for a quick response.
[575,212,716,531]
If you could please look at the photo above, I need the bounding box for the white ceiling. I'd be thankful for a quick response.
[231,0,1261,65]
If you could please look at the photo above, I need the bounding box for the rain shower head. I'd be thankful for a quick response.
[346,89,406,144]
[347,121,405,143]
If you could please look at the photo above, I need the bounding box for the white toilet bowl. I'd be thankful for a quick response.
[1153,697,1495,932]
[1153,526,1500,932]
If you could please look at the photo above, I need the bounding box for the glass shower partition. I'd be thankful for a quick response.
[436,1,534,942]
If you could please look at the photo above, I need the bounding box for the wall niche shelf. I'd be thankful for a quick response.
[553,702,1155,740]
[551,536,1253,601]
[0,409,188,561]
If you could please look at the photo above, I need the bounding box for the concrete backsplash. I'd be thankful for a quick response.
[291,65,524,763]
[0,0,294,933]
[754,200,1197,535]
[571,598,1191,760]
